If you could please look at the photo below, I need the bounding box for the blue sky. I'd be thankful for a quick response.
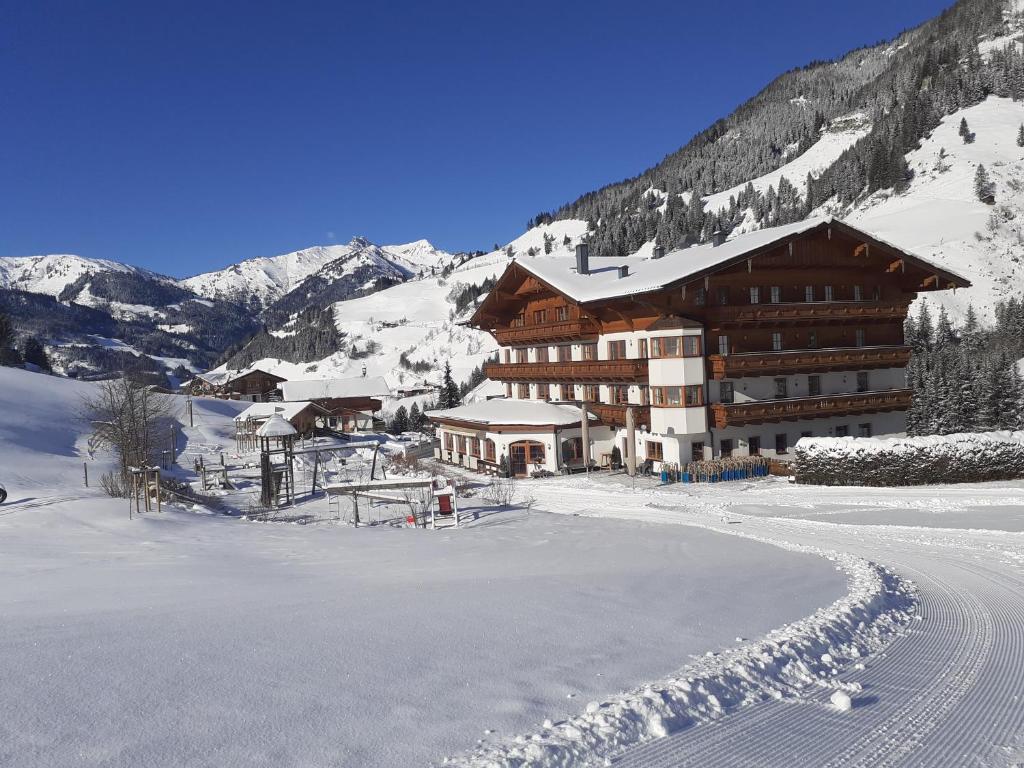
[1,0,953,277]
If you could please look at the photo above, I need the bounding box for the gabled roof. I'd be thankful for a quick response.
[234,401,330,423]
[474,217,970,314]
[256,413,298,438]
[427,399,596,427]
[278,376,391,402]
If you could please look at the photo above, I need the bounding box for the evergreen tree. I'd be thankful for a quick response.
[389,405,409,434]
[974,164,995,202]
[439,361,461,409]
[0,312,13,365]
[1017,124,1024,147]
[409,402,424,431]
[959,117,974,143]
[21,337,51,372]
[934,306,956,347]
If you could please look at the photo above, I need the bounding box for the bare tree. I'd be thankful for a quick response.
[81,377,173,482]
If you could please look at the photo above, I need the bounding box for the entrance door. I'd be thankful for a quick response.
[510,443,528,477]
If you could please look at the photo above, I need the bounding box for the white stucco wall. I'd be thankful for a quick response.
[713,367,907,403]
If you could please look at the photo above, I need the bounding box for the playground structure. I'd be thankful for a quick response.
[324,477,460,529]
[257,414,297,507]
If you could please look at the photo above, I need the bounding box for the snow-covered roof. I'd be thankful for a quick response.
[234,401,327,422]
[278,376,391,402]
[511,217,969,305]
[255,413,298,437]
[428,399,596,427]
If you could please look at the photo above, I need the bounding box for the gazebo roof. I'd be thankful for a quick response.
[256,413,298,438]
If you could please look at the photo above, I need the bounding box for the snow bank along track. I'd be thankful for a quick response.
[444,480,1024,768]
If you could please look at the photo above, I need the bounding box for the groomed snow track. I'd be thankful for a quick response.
[446,481,1024,768]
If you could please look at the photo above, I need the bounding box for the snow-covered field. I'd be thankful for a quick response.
[0,368,845,767]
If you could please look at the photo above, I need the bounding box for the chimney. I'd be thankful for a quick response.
[653,245,665,260]
[618,265,629,279]
[711,230,727,247]
[575,243,590,275]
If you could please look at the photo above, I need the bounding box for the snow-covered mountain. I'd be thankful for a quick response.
[0,254,145,297]
[181,237,455,312]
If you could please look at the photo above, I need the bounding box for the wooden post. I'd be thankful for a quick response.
[352,493,360,527]
[83,462,89,487]
[155,469,161,513]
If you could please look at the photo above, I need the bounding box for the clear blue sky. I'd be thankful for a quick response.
[1,0,954,277]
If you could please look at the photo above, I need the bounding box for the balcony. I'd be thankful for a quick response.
[484,359,649,383]
[493,318,599,344]
[708,346,911,380]
[710,389,912,428]
[705,300,911,327]
[589,402,651,429]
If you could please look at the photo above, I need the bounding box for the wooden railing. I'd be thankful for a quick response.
[707,346,911,380]
[710,389,912,428]
[484,359,649,383]
[494,318,599,344]
[706,300,911,327]
[589,403,651,428]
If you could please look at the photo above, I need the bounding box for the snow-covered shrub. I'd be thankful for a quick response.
[794,431,1024,486]
[483,476,517,507]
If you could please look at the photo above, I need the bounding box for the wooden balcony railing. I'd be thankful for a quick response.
[707,346,911,380]
[705,300,911,327]
[710,388,912,428]
[493,318,599,344]
[589,402,651,429]
[484,359,649,383]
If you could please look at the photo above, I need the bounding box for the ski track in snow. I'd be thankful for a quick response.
[446,478,1024,768]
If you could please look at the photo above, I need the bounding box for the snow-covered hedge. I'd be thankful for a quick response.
[794,431,1024,486]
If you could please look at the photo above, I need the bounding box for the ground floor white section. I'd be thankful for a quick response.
[436,423,616,475]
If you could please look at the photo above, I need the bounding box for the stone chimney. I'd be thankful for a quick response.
[653,245,665,260]
[617,265,630,279]
[712,230,727,247]
[575,243,590,275]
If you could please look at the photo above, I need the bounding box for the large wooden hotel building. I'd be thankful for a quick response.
[429,217,969,477]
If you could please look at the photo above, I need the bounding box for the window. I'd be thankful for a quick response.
[646,441,664,461]
[691,441,705,462]
[857,371,869,392]
[504,383,512,399]
[835,425,850,437]
[775,433,788,455]
[637,338,648,358]
[638,384,649,405]
[444,433,453,451]
[770,286,782,303]
[872,285,881,301]
[651,336,700,358]
[695,287,707,306]
[855,329,866,347]
[685,385,703,406]
[456,435,467,454]
[748,436,761,456]
[517,383,530,399]
[772,332,783,351]
[583,385,599,402]
[536,383,550,400]
[469,437,480,457]
[805,285,815,302]
[774,377,788,398]
[608,340,627,360]
[581,343,598,361]
[808,375,821,397]
[720,381,735,403]
[484,439,496,462]
[858,422,873,438]
[512,312,526,327]
[503,349,510,363]
[557,345,572,362]
[824,285,834,301]
[611,385,629,404]
[535,346,549,362]
[808,330,818,349]
[561,437,583,462]
[718,335,729,355]
[720,439,734,458]
[528,443,545,464]
[717,287,730,305]
[749,286,761,304]
[515,348,528,363]
[533,309,547,324]
[555,305,570,321]
[853,285,864,301]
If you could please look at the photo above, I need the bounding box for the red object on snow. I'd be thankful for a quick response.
[436,494,453,515]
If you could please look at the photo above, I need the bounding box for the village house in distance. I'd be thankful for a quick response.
[429,217,970,478]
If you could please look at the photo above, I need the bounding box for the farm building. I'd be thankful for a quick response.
[187,367,286,402]
[277,376,390,432]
